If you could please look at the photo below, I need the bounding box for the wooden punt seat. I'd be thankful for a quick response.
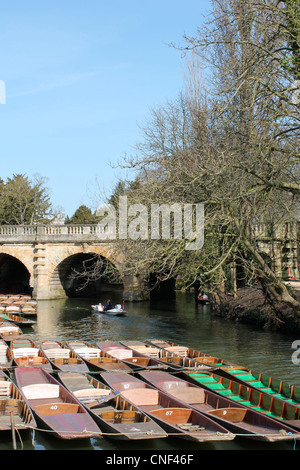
[13,347,39,358]
[0,398,23,423]
[15,356,47,366]
[194,356,218,364]
[165,387,205,404]
[0,325,19,333]
[150,407,192,425]
[74,387,111,397]
[0,353,9,364]
[34,403,80,416]
[122,388,159,406]
[164,346,188,357]
[74,388,111,401]
[207,407,247,423]
[100,410,138,423]
[22,383,60,400]
[0,380,11,397]
[44,348,71,359]
[108,348,133,359]
[126,357,151,366]
[132,346,160,358]
[0,344,9,362]
[73,347,101,359]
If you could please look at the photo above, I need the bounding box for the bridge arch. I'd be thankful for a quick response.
[49,251,123,298]
[0,253,32,295]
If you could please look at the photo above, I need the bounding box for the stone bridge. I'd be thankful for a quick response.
[0,224,145,301]
[0,222,298,301]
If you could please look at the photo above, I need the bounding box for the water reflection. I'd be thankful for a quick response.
[9,291,300,450]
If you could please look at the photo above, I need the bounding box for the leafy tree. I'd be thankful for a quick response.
[66,205,99,224]
[0,174,53,225]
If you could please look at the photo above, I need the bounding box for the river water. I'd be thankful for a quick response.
[3,290,300,451]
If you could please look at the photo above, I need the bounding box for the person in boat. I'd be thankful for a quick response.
[103,299,113,311]
[198,292,208,301]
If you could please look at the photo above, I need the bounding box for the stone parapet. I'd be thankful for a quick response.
[0,224,111,243]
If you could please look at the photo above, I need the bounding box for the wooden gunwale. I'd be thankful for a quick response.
[0,339,13,369]
[0,370,36,431]
[100,371,234,442]
[97,340,173,371]
[182,369,300,432]
[14,366,102,439]
[11,337,53,370]
[0,312,36,327]
[58,371,167,440]
[40,341,89,372]
[67,341,132,372]
[215,366,300,408]
[0,321,23,342]
[138,370,300,442]
[147,339,237,368]
[119,340,194,370]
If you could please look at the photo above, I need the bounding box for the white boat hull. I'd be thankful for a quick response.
[91,304,126,316]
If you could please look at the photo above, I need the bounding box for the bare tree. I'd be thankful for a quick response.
[81,0,299,323]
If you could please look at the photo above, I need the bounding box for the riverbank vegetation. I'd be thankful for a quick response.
[105,0,299,328]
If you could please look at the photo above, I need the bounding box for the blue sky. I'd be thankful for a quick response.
[0,0,211,218]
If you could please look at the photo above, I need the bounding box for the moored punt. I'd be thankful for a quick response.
[4,305,21,314]
[147,339,238,368]
[67,341,132,372]
[20,304,37,316]
[100,371,235,442]
[14,367,102,439]
[119,340,198,370]
[139,370,300,442]
[0,312,36,327]
[96,341,147,371]
[0,339,13,369]
[182,370,300,432]
[0,370,36,432]
[11,337,53,370]
[40,341,89,372]
[97,340,172,371]
[216,366,300,408]
[0,321,23,342]
[58,371,167,440]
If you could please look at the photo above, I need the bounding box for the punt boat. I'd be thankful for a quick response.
[91,302,126,316]
[0,321,23,342]
[182,370,300,432]
[67,341,132,372]
[11,337,53,370]
[216,366,300,408]
[0,370,36,432]
[139,370,300,442]
[40,341,89,373]
[147,339,238,368]
[58,371,167,440]
[0,312,36,327]
[97,341,170,371]
[119,340,201,370]
[15,367,102,440]
[0,339,13,369]
[100,371,234,443]
[96,341,149,371]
